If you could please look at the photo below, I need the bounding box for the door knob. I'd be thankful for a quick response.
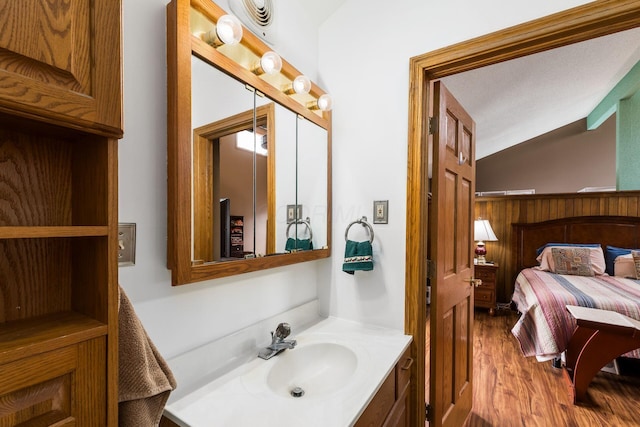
[464,278,482,286]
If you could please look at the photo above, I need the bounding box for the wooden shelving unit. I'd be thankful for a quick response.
[230,216,244,257]
[0,1,122,425]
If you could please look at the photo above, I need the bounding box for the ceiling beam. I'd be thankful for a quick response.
[587,59,640,130]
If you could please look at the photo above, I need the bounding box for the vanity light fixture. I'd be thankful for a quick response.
[308,93,333,111]
[284,75,312,95]
[252,51,282,75]
[201,14,243,47]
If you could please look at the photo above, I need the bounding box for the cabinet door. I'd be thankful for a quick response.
[354,372,395,427]
[0,338,106,426]
[0,0,122,136]
[383,387,410,427]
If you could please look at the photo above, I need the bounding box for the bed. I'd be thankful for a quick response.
[510,216,640,361]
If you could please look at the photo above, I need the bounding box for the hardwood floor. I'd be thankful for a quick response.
[460,310,640,426]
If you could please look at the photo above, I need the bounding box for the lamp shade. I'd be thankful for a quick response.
[474,219,498,242]
[474,219,497,264]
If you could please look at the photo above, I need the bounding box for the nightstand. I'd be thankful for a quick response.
[474,263,498,316]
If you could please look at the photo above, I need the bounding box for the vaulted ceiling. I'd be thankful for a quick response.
[300,1,640,160]
[442,26,640,159]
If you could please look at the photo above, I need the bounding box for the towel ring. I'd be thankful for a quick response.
[344,216,375,243]
[287,217,313,240]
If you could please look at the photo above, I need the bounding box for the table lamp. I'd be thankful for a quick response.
[474,218,498,264]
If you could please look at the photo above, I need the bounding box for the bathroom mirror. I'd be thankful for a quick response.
[296,117,329,249]
[167,0,331,285]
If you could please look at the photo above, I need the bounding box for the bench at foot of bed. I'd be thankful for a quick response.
[563,305,640,403]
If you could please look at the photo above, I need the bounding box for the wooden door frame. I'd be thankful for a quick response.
[405,1,640,425]
[193,103,276,263]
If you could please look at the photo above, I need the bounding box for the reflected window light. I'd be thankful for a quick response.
[236,130,268,156]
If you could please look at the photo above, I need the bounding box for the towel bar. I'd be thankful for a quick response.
[345,216,375,243]
[287,217,313,240]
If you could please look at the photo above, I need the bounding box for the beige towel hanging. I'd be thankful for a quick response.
[118,286,177,426]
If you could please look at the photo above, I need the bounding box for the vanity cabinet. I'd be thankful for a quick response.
[355,346,413,427]
[0,1,122,425]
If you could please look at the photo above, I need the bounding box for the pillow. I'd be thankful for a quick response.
[551,247,595,277]
[536,243,600,257]
[614,253,637,278]
[633,250,640,280]
[605,246,637,276]
[536,245,605,275]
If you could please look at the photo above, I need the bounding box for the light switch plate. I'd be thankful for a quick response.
[373,200,388,224]
[118,223,136,266]
[286,204,303,223]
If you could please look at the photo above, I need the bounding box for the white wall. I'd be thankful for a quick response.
[317,0,592,329]
[118,0,323,359]
[119,0,592,359]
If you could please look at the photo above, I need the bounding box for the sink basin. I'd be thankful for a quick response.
[266,342,358,398]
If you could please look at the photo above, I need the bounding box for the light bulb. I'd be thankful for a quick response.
[316,94,333,111]
[216,14,243,46]
[258,51,282,75]
[292,75,311,94]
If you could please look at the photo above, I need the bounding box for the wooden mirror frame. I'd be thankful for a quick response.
[167,0,332,286]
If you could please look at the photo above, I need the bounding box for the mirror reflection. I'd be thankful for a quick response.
[167,0,332,285]
[296,117,328,249]
[273,102,298,252]
[190,55,328,264]
[192,55,264,263]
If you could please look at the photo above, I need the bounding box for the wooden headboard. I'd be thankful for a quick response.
[512,216,640,272]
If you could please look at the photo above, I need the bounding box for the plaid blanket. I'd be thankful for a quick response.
[511,268,640,359]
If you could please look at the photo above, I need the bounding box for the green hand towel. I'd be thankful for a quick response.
[343,240,373,274]
[285,238,313,252]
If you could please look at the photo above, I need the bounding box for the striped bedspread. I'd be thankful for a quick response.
[511,268,640,359]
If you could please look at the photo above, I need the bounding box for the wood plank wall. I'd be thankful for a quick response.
[474,190,640,303]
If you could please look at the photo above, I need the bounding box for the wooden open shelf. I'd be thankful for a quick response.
[0,226,109,239]
[0,311,107,366]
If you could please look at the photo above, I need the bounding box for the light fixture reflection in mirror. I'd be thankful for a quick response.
[201,14,243,47]
[253,51,283,75]
[308,94,333,111]
[284,75,312,95]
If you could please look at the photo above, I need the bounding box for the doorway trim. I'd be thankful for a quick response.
[405,1,640,425]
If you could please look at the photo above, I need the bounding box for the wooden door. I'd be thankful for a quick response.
[429,81,476,427]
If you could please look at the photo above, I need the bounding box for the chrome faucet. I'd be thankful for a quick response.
[258,322,297,360]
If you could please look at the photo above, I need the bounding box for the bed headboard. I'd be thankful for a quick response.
[512,216,640,272]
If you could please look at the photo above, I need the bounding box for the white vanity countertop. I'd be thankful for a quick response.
[164,317,412,427]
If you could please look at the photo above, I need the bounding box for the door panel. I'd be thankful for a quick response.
[430,81,476,427]
[444,170,456,273]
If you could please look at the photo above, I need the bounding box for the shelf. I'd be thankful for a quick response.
[0,226,109,239]
[0,311,108,365]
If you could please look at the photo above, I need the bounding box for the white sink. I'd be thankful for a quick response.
[266,342,358,398]
[164,317,412,427]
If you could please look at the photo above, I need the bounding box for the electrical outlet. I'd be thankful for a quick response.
[373,200,388,224]
[118,223,136,266]
[286,204,303,223]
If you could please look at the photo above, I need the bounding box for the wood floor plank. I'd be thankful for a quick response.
[458,310,640,426]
